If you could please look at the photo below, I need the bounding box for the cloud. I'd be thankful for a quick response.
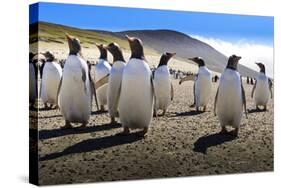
[191,35,274,78]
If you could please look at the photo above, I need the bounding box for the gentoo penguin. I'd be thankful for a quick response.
[105,43,126,124]
[188,57,212,112]
[58,34,93,128]
[251,62,273,110]
[94,44,111,111]
[118,35,154,137]
[29,52,37,108]
[214,55,247,137]
[153,52,176,116]
[40,51,62,109]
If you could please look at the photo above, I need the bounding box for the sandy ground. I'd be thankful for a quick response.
[29,76,273,185]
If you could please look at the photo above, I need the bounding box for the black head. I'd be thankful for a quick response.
[188,57,205,67]
[125,35,145,60]
[157,52,176,68]
[105,43,125,62]
[95,43,108,60]
[255,62,266,74]
[66,33,82,55]
[41,51,55,62]
[226,55,241,71]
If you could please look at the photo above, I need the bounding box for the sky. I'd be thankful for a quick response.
[30,2,274,76]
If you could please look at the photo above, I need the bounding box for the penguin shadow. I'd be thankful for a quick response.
[172,110,205,117]
[193,132,237,154]
[91,110,108,115]
[40,114,62,119]
[247,108,267,114]
[39,132,142,161]
[39,123,121,140]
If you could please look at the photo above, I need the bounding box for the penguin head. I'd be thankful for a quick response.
[188,57,205,67]
[125,35,145,60]
[41,51,55,62]
[157,52,176,68]
[255,62,266,74]
[105,42,125,62]
[226,54,241,70]
[95,43,108,60]
[66,33,82,55]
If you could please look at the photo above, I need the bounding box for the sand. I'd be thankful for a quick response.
[29,76,273,185]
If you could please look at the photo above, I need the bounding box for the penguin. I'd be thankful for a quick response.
[94,44,111,111]
[214,55,247,137]
[29,52,37,108]
[188,57,212,112]
[40,51,62,109]
[118,35,154,137]
[58,34,93,128]
[153,52,176,116]
[105,43,126,124]
[251,62,273,111]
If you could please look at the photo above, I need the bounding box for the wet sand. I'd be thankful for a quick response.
[30,78,273,185]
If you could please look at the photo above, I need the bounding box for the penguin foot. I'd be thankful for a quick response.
[161,110,166,116]
[100,105,106,112]
[110,117,117,125]
[219,127,228,134]
[153,110,158,117]
[61,121,72,129]
[116,127,130,136]
[79,121,88,128]
[136,128,148,138]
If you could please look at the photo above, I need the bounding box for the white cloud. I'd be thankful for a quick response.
[191,35,274,78]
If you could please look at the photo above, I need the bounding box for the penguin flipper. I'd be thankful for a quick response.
[214,87,219,116]
[151,75,155,98]
[90,72,99,111]
[269,79,273,99]
[241,82,248,119]
[251,81,256,98]
[170,83,174,101]
[56,76,63,106]
[81,66,87,94]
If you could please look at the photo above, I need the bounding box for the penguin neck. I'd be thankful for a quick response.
[69,51,78,56]
[112,51,125,63]
[226,65,237,71]
[130,54,145,61]
[99,50,107,61]
[260,69,266,74]
[157,59,168,68]
[130,47,145,60]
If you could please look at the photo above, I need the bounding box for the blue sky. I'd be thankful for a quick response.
[30,2,274,46]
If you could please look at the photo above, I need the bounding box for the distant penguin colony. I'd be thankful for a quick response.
[29,32,273,138]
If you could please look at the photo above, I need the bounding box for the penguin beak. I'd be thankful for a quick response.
[167,52,176,57]
[188,57,195,61]
[125,35,134,42]
[65,33,73,41]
